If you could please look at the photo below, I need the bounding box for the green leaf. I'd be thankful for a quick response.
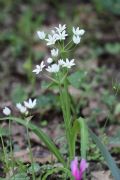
[37,93,56,109]
[27,163,40,174]
[11,85,28,103]
[10,173,30,180]
[89,129,120,180]
[105,43,120,55]
[0,117,66,167]
[68,70,87,89]
[41,81,54,90]
[71,117,88,159]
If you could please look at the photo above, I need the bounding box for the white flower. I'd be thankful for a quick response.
[73,35,81,44]
[55,24,66,33]
[16,103,27,114]
[54,30,68,40]
[33,61,45,74]
[58,59,65,66]
[47,25,67,43]
[46,64,60,73]
[24,98,36,109]
[73,27,85,36]
[47,57,53,64]
[45,34,56,45]
[3,107,11,116]
[51,48,59,57]
[63,58,75,68]
[37,31,46,40]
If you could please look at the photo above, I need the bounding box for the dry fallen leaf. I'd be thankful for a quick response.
[91,170,113,180]
[29,132,42,145]
[13,135,25,148]
[14,147,56,164]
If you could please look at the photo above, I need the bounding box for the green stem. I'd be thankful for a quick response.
[26,127,35,180]
[63,79,73,160]
[59,76,73,163]
[9,120,15,179]
[0,136,8,168]
[59,47,73,162]
[44,74,59,84]
[64,40,72,49]
[66,44,77,52]
[64,79,71,124]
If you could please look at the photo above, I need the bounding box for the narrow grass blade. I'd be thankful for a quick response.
[71,117,88,159]
[89,129,120,180]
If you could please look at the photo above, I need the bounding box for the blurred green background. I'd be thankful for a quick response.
[0,0,120,121]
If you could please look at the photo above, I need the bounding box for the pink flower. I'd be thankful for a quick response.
[71,157,88,180]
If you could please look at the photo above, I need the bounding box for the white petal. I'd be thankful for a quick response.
[47,58,53,64]
[24,98,36,109]
[73,35,80,44]
[58,59,65,66]
[37,31,46,40]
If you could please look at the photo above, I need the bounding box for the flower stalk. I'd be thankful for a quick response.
[8,119,15,179]
[26,126,36,180]
[58,68,73,163]
[0,135,8,168]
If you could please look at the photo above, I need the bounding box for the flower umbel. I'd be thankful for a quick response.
[71,157,88,180]
[33,25,85,75]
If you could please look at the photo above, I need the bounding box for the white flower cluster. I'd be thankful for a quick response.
[33,58,75,74]
[37,24,67,46]
[37,24,85,45]
[33,24,85,75]
[3,98,36,116]
[72,27,85,44]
